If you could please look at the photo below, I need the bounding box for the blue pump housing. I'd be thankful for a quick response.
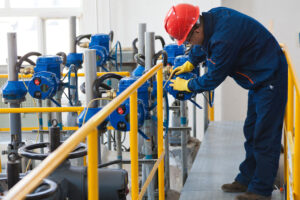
[27,56,62,100]
[164,44,185,66]
[77,107,108,131]
[35,56,62,79]
[28,71,60,100]
[89,45,108,67]
[65,53,83,68]
[109,76,149,131]
[167,56,197,101]
[89,34,110,54]
[1,81,27,101]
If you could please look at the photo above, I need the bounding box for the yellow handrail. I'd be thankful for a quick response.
[4,62,164,200]
[282,44,300,200]
[0,71,130,79]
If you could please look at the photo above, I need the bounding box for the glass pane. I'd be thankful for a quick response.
[46,19,68,55]
[0,0,4,8]
[0,17,38,65]
[10,0,80,8]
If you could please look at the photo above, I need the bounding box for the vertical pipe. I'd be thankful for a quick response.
[145,32,155,71]
[157,68,165,200]
[284,132,289,200]
[87,128,99,200]
[7,161,20,189]
[69,16,77,54]
[84,49,100,164]
[7,33,22,149]
[138,23,146,55]
[294,92,300,199]
[116,131,122,169]
[47,100,52,128]
[130,91,139,200]
[38,99,44,153]
[193,96,196,138]
[164,95,170,191]
[287,68,294,133]
[180,100,188,185]
[108,130,112,150]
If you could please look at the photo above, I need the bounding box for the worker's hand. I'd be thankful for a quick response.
[170,77,192,92]
[173,61,194,75]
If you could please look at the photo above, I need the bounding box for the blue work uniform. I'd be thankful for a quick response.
[187,7,287,196]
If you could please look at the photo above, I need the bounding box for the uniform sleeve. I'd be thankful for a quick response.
[188,45,207,66]
[188,40,239,93]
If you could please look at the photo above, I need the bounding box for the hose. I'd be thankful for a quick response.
[17,56,35,66]
[152,50,168,67]
[155,35,166,48]
[109,30,114,42]
[56,52,67,65]
[94,73,123,97]
[75,34,92,47]
[16,52,42,71]
[132,38,138,55]
[134,54,145,66]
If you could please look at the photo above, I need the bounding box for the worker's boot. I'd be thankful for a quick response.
[235,192,271,200]
[221,181,247,193]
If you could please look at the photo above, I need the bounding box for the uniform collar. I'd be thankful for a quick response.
[201,12,214,50]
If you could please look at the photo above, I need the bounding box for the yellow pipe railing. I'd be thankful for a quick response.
[0,107,84,114]
[130,91,139,200]
[4,62,164,200]
[282,44,300,200]
[0,72,130,79]
[0,126,116,132]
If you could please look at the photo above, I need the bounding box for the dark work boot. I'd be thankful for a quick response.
[221,181,247,193]
[235,192,271,200]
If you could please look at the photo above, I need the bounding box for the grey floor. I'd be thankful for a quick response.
[179,121,284,200]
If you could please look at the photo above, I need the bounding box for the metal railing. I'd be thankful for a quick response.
[3,62,165,200]
[282,44,300,200]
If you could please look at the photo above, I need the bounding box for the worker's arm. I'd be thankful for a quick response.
[188,40,239,93]
[188,45,206,67]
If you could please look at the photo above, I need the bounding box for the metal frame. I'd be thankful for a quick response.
[282,44,300,200]
[3,62,165,200]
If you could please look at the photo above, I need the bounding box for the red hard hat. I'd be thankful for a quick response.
[164,4,199,45]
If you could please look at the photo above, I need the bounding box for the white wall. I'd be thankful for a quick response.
[214,0,300,121]
[81,0,220,48]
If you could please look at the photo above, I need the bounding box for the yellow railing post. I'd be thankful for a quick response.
[87,128,99,200]
[157,68,165,200]
[294,92,300,199]
[130,91,139,200]
[287,65,294,134]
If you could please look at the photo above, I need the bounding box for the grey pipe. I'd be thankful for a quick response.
[193,96,197,138]
[69,16,77,53]
[145,32,155,71]
[84,50,101,163]
[180,100,188,185]
[7,33,22,149]
[138,23,146,55]
[116,131,122,169]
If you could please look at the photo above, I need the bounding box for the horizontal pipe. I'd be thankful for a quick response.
[0,107,84,114]
[0,72,130,79]
[4,62,163,200]
[98,159,158,168]
[0,126,116,132]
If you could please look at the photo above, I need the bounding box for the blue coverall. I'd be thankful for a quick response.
[187,7,287,196]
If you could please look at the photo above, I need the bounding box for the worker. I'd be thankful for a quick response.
[164,4,287,200]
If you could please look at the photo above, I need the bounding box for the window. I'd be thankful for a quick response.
[10,0,80,8]
[0,0,82,64]
[0,17,38,64]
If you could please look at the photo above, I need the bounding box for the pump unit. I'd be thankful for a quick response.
[167,55,197,101]
[109,77,149,131]
[27,56,62,100]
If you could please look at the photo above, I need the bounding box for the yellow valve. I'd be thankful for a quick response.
[20,66,34,75]
[79,42,89,48]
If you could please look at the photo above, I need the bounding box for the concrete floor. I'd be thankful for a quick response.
[180,121,285,200]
